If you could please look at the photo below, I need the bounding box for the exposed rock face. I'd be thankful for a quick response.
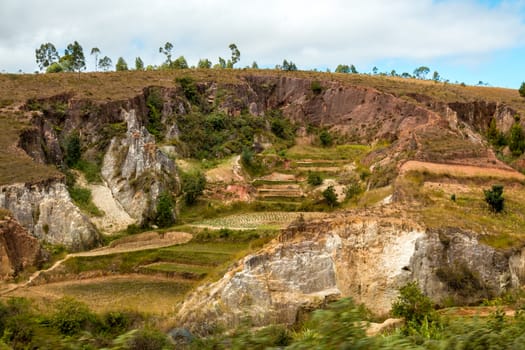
[101,109,178,223]
[176,209,525,333]
[0,180,99,251]
[0,217,42,279]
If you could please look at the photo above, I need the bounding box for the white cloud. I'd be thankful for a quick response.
[0,0,524,72]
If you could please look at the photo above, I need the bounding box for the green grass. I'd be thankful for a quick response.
[286,144,370,161]
[53,278,195,314]
[403,174,525,249]
[68,185,104,217]
[142,262,210,276]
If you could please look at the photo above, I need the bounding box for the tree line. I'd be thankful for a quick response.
[34,40,519,89]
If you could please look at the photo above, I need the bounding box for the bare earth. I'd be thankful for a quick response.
[401,160,525,181]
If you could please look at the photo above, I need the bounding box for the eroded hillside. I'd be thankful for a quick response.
[1,70,525,336]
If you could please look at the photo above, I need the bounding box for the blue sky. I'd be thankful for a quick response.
[0,0,524,88]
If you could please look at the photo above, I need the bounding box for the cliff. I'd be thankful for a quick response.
[176,207,525,333]
[0,216,42,279]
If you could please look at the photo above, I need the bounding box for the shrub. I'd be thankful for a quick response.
[181,170,206,205]
[64,132,81,167]
[311,80,323,94]
[391,282,439,336]
[484,184,504,213]
[51,297,94,336]
[176,76,200,105]
[146,88,164,138]
[289,298,373,349]
[307,172,323,186]
[319,130,333,147]
[508,122,525,156]
[322,185,338,207]
[520,82,525,98]
[155,191,176,228]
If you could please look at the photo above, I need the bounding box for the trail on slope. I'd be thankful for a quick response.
[0,231,192,295]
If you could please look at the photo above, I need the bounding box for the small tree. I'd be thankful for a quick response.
[519,82,525,98]
[155,191,175,228]
[335,64,350,73]
[282,59,297,71]
[98,56,112,71]
[228,43,240,68]
[171,56,188,69]
[413,66,430,79]
[62,41,85,73]
[65,133,81,167]
[35,42,60,71]
[322,185,338,207]
[251,61,259,69]
[90,47,100,71]
[392,282,438,336]
[509,121,525,156]
[115,57,128,71]
[181,171,206,205]
[197,58,212,69]
[432,71,440,82]
[307,172,323,186]
[159,42,174,66]
[484,184,504,213]
[135,57,144,71]
[319,130,333,147]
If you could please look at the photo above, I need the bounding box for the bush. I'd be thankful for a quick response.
[177,76,200,105]
[51,297,95,336]
[307,172,323,186]
[508,122,525,156]
[181,170,206,205]
[322,185,338,207]
[146,88,164,138]
[319,130,333,147]
[64,132,81,167]
[520,82,525,98]
[311,80,323,94]
[391,282,440,336]
[155,191,176,228]
[68,186,104,216]
[484,184,504,213]
[289,298,373,350]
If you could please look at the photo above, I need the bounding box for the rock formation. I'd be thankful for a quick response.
[101,109,178,223]
[176,207,525,333]
[0,216,42,279]
[0,179,99,251]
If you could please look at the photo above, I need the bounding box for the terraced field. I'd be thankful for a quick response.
[191,211,327,230]
[7,240,254,314]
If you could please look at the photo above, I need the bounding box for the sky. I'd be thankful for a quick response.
[1,0,524,88]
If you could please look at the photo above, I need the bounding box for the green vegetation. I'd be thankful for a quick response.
[68,186,103,217]
[307,172,323,186]
[310,80,323,94]
[181,170,206,205]
[319,129,333,147]
[0,296,166,349]
[64,132,81,167]
[145,88,164,138]
[520,82,525,98]
[115,57,128,71]
[154,191,176,227]
[484,184,505,213]
[322,185,338,207]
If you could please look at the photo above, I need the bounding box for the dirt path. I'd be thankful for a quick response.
[0,231,192,295]
[401,160,525,181]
